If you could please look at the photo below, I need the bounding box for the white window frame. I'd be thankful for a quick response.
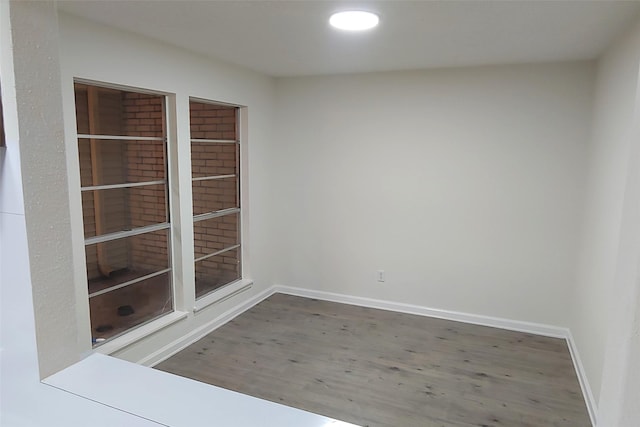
[188,98,244,305]
[73,80,179,348]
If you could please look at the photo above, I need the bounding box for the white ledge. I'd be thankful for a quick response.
[43,354,358,427]
[193,278,253,313]
[94,311,188,355]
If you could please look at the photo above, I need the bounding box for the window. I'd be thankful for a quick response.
[74,83,172,345]
[189,100,241,299]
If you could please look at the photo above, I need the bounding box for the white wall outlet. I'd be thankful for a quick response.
[377,270,385,282]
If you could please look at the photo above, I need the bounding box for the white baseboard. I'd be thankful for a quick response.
[274,285,597,425]
[274,285,567,337]
[566,329,598,426]
[138,285,277,367]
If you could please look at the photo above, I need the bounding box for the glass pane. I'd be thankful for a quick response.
[89,271,172,344]
[85,229,169,286]
[82,184,167,238]
[75,83,165,138]
[194,213,240,260]
[191,142,238,178]
[189,100,237,140]
[195,248,240,298]
[192,177,238,216]
[78,138,166,187]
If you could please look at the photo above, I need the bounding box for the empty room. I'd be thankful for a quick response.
[2,1,640,426]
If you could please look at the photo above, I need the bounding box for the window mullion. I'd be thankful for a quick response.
[191,174,236,182]
[81,179,166,192]
[84,222,170,246]
[78,133,165,141]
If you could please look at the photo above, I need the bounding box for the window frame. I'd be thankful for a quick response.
[0,80,5,148]
[189,98,243,301]
[73,80,176,347]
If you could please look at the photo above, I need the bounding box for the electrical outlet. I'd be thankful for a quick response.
[377,270,385,282]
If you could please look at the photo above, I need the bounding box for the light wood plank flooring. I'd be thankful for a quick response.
[155,294,591,427]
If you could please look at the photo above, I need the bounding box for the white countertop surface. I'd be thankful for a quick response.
[43,353,359,427]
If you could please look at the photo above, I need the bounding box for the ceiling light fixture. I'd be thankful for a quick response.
[329,11,379,31]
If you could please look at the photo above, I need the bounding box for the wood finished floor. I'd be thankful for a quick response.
[155,294,591,427]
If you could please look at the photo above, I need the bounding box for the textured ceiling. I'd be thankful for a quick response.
[58,0,640,77]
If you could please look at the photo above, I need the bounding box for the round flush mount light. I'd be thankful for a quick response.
[329,11,379,31]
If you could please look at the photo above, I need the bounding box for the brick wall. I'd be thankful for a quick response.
[123,92,168,273]
[76,85,168,278]
[190,101,240,296]
[76,86,130,279]
[193,213,240,259]
[189,101,236,140]
[191,142,238,215]
[76,84,172,341]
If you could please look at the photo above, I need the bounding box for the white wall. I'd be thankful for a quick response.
[571,19,640,409]
[576,18,640,425]
[1,3,181,425]
[273,63,594,327]
[51,13,277,367]
[1,0,82,379]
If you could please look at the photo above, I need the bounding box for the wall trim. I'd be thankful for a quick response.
[274,285,597,425]
[566,329,598,426]
[275,285,567,337]
[138,285,277,367]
